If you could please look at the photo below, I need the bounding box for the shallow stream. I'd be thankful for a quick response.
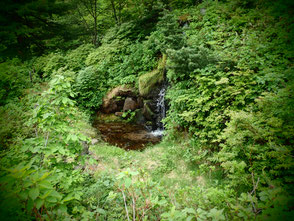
[94,122,162,150]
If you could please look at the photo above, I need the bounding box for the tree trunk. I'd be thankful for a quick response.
[93,0,98,46]
[110,0,119,25]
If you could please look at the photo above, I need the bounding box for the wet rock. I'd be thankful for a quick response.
[122,131,160,143]
[123,97,138,111]
[142,102,155,121]
[102,101,119,114]
[134,109,145,125]
[137,97,144,108]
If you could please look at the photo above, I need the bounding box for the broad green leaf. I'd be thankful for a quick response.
[27,199,34,211]
[58,204,67,213]
[19,191,29,200]
[96,208,106,215]
[40,190,52,200]
[29,187,39,200]
[183,208,196,215]
[23,180,33,188]
[39,180,52,190]
[39,172,51,181]
[71,134,78,141]
[62,193,76,203]
[59,148,66,155]
[35,198,44,210]
[187,216,195,221]
[50,190,62,200]
[46,196,57,203]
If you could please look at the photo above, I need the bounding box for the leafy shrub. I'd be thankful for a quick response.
[0,58,32,105]
[163,1,294,219]
[149,11,185,54]
[165,0,293,148]
[216,79,294,187]
[0,70,93,220]
[85,39,128,67]
[166,46,216,82]
[74,66,108,109]
[89,168,171,220]
[0,99,32,149]
[66,44,94,71]
[34,52,66,78]
[109,41,158,86]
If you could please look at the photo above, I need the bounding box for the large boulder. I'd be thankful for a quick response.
[102,85,136,113]
[138,69,163,98]
[123,97,138,112]
[138,54,166,98]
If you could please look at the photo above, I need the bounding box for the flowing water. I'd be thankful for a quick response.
[152,83,167,136]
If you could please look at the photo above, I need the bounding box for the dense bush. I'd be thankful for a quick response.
[65,44,94,72]
[0,70,96,219]
[74,66,108,109]
[0,58,33,105]
[34,52,66,79]
[162,1,294,219]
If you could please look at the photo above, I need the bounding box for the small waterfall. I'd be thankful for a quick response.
[156,86,166,129]
[151,83,167,136]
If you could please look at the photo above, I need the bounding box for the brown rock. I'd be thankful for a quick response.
[102,85,135,113]
[123,97,138,111]
[103,101,119,114]
[137,97,144,108]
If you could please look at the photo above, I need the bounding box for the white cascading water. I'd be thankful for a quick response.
[151,85,166,137]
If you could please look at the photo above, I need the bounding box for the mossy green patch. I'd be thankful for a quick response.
[90,143,126,160]
[158,53,167,71]
[138,55,166,97]
[139,69,163,97]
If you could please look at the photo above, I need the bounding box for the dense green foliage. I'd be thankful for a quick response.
[0,0,293,220]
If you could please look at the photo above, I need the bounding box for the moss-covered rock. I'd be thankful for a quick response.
[138,54,166,98]
[139,69,163,97]
[142,102,155,121]
[158,53,167,72]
